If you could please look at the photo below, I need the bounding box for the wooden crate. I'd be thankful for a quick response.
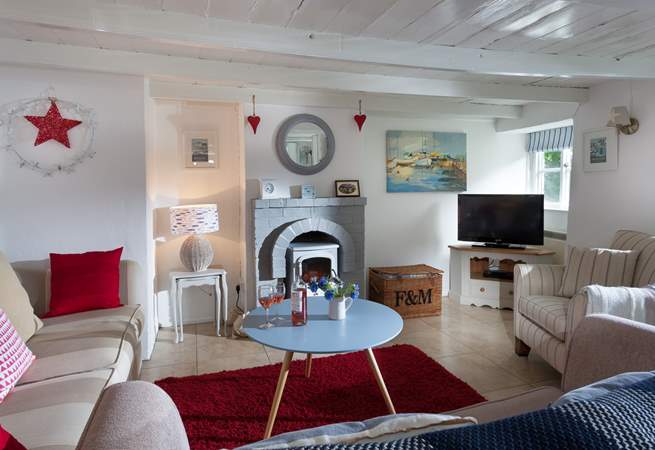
[368,264,443,318]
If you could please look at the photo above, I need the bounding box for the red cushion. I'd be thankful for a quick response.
[0,425,26,450]
[0,309,34,404]
[45,247,123,318]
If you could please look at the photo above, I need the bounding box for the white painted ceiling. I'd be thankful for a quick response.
[1,0,654,106]
[97,0,655,62]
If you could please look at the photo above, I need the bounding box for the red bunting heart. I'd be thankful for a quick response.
[354,114,367,131]
[247,115,261,134]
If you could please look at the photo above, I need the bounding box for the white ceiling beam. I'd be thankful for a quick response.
[149,81,523,119]
[0,0,651,79]
[0,38,587,103]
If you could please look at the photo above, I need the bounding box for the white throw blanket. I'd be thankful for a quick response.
[583,284,655,325]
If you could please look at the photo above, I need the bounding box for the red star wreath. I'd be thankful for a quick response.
[24,99,82,148]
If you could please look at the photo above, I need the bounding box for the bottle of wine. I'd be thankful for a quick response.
[291,260,308,326]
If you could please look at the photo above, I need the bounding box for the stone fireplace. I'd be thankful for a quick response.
[252,197,366,299]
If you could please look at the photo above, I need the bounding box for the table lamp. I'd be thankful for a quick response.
[170,204,219,272]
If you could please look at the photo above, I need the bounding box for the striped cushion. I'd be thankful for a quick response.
[0,310,34,403]
[21,321,139,386]
[558,247,639,298]
[610,230,655,286]
[0,370,113,450]
[518,296,568,341]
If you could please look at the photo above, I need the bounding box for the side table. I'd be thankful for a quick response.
[169,268,228,343]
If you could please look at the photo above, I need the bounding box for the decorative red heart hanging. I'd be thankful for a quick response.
[247,115,261,134]
[247,95,261,134]
[354,114,367,131]
[354,99,366,131]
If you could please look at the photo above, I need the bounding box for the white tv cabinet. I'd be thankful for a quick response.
[449,245,555,309]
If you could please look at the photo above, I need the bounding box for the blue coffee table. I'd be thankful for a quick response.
[244,297,403,438]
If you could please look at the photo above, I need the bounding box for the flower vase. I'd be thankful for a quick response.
[328,296,353,320]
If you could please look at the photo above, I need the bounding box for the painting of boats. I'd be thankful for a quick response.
[386,130,467,192]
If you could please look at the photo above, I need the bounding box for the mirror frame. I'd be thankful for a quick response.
[276,114,335,175]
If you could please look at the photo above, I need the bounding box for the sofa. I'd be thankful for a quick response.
[513,229,655,373]
[0,252,146,449]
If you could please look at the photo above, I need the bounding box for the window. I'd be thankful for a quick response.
[529,148,572,210]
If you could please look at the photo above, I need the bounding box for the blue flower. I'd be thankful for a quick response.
[351,289,359,300]
[318,276,328,289]
[324,290,334,301]
[309,281,319,294]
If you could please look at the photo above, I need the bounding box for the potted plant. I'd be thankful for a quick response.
[311,273,359,320]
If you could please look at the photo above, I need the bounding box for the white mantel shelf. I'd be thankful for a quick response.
[253,197,367,208]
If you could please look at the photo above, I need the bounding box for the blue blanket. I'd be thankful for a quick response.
[296,375,655,450]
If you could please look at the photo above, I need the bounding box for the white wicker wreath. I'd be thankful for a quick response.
[0,94,97,177]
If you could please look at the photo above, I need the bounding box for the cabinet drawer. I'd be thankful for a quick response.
[469,280,499,299]
[500,282,515,299]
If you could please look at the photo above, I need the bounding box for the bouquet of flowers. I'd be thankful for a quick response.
[310,272,359,301]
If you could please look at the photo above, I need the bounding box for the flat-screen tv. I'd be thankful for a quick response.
[458,194,544,247]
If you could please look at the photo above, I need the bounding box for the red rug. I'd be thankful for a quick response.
[156,344,485,449]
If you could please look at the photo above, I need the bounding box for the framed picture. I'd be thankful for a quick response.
[183,131,217,168]
[335,180,360,197]
[386,130,467,192]
[583,127,618,172]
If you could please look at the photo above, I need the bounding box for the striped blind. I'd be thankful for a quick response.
[527,125,573,152]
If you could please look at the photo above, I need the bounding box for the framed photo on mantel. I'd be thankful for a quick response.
[582,127,618,172]
[335,180,361,197]
[184,131,217,168]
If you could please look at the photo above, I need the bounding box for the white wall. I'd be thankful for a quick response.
[246,104,527,301]
[149,99,245,325]
[0,65,154,355]
[495,103,579,133]
[568,80,655,247]
[545,210,568,233]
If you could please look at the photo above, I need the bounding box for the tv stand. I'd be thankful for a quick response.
[448,244,555,309]
[472,243,526,250]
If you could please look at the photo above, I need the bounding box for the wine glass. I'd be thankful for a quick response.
[258,285,274,329]
[272,281,286,322]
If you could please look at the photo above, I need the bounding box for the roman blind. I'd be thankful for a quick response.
[527,125,573,152]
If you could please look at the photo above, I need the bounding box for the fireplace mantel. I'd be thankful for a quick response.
[253,197,367,209]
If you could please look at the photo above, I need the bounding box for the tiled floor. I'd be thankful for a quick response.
[141,296,561,400]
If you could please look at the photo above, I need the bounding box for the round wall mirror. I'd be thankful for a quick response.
[276,114,335,175]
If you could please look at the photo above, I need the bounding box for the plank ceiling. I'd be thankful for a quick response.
[115,0,655,60]
[2,0,653,93]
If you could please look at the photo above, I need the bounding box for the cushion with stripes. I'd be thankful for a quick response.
[610,230,655,286]
[0,309,34,403]
[558,247,639,298]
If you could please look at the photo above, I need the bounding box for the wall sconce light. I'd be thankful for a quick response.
[607,106,639,135]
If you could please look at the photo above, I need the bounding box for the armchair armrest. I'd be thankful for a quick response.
[566,285,655,346]
[562,314,655,392]
[513,264,565,303]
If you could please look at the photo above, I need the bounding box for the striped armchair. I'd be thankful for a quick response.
[513,230,655,373]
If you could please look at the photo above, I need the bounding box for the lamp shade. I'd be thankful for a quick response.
[170,204,219,235]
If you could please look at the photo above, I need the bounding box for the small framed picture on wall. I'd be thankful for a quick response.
[335,180,361,197]
[183,131,217,168]
[582,127,618,172]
